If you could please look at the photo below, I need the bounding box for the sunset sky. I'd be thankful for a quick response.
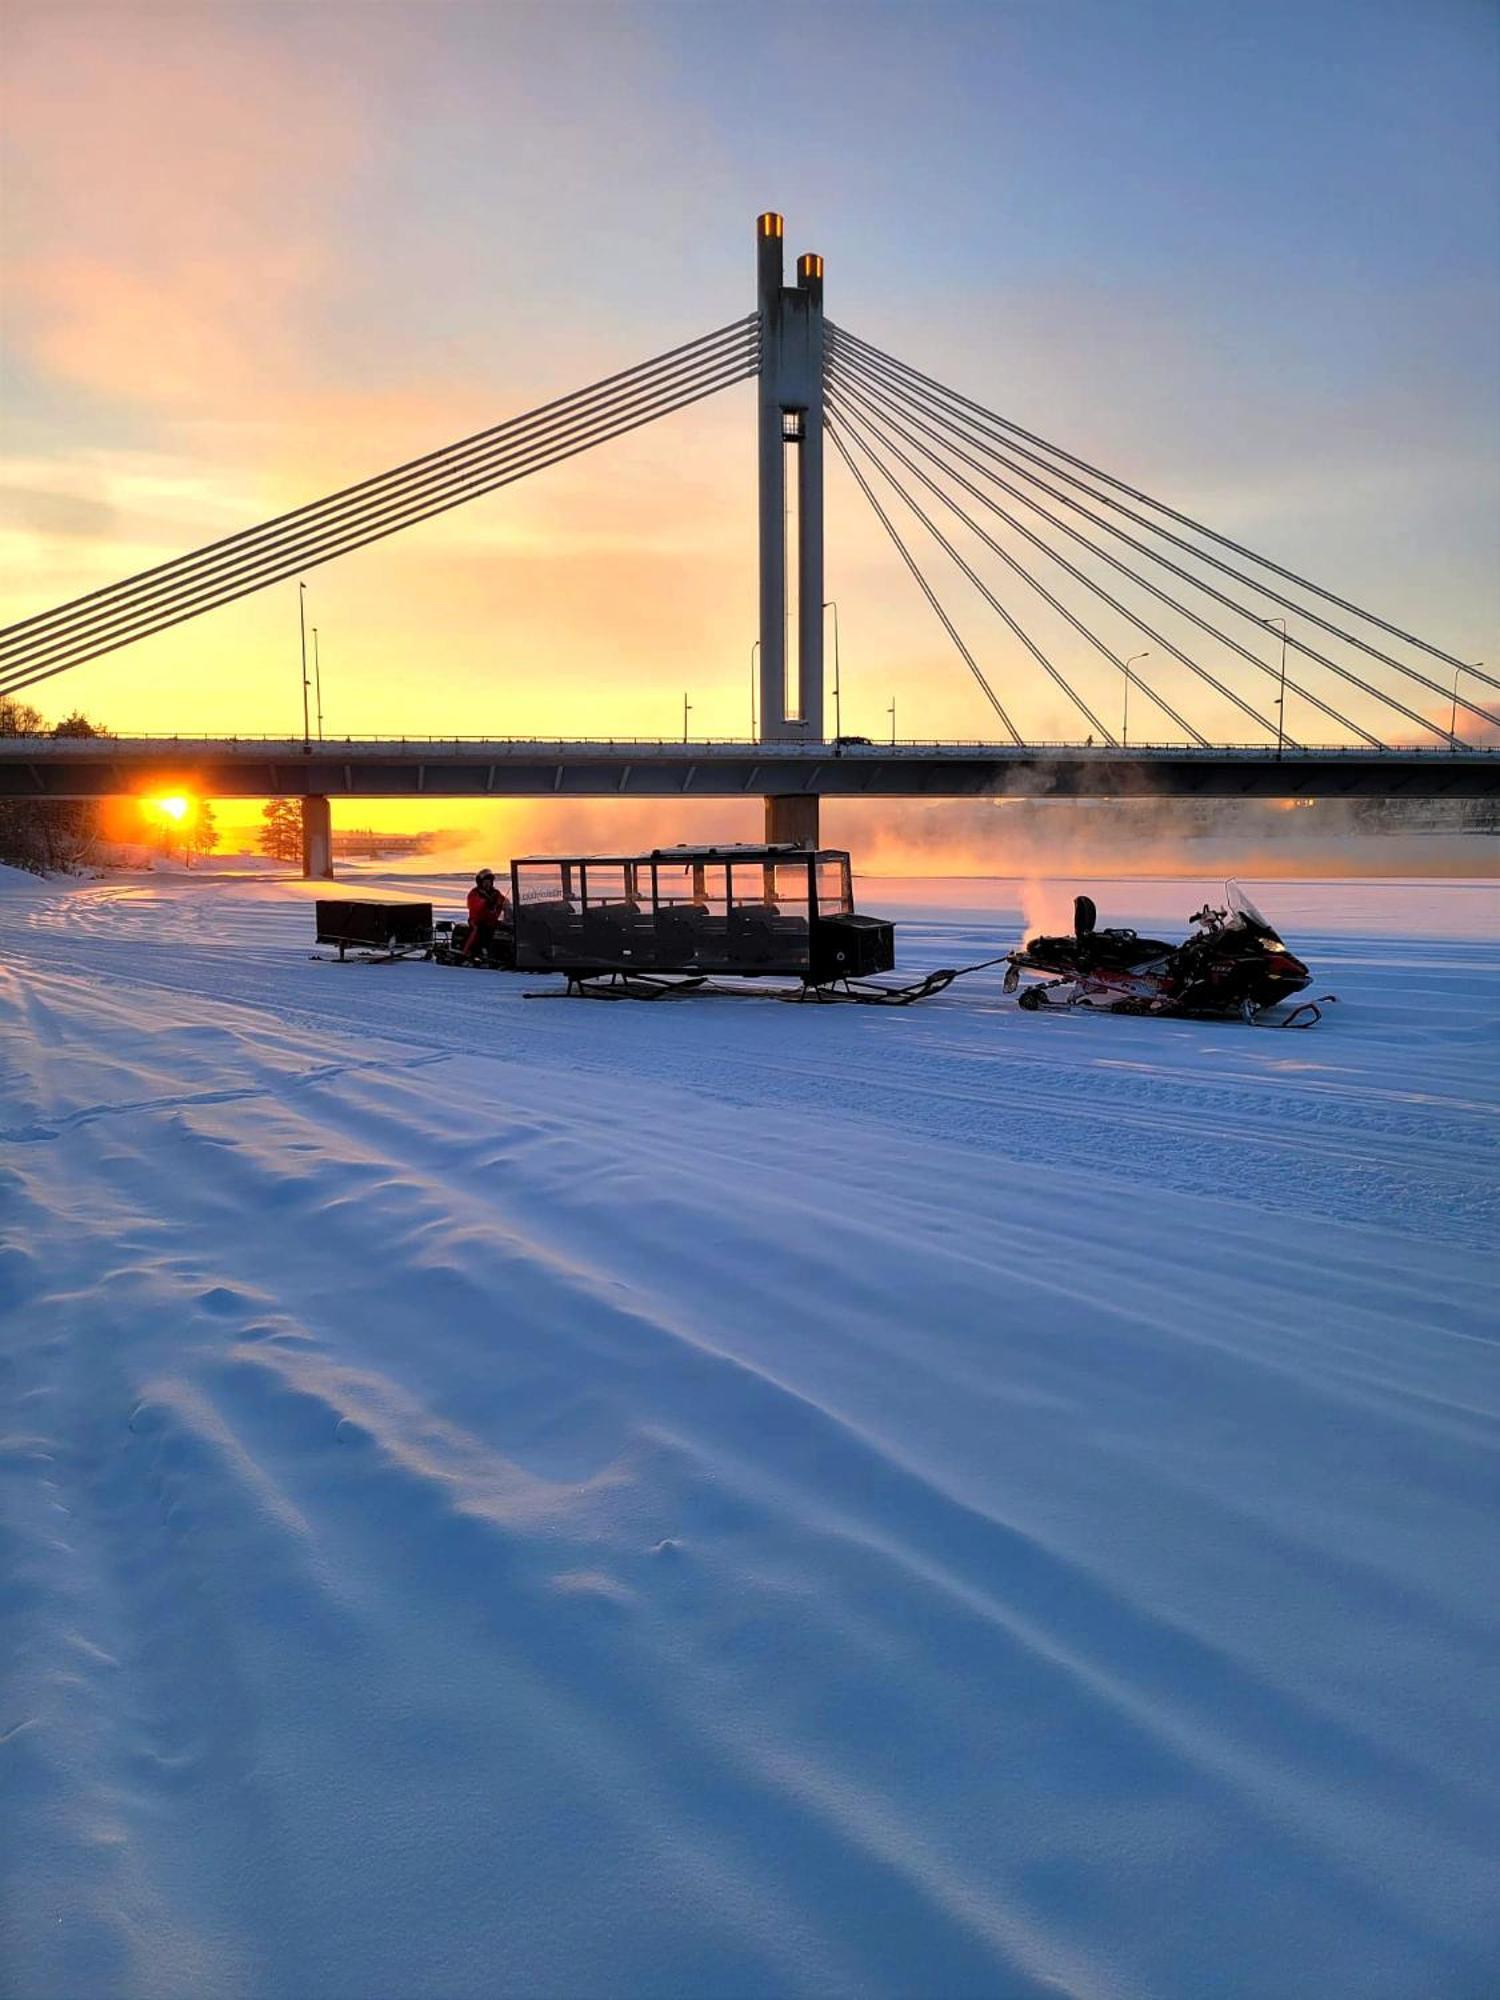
[3,0,1497,776]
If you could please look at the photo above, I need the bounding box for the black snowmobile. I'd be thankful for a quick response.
[1003,882,1326,1025]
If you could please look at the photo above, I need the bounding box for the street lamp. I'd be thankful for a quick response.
[683,691,692,744]
[298,582,311,749]
[749,639,760,739]
[1450,661,1482,749]
[1266,617,1288,759]
[888,697,897,746]
[823,600,841,743]
[312,626,324,741]
[1122,651,1149,749]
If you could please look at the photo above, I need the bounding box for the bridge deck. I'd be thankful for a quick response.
[1,737,1495,800]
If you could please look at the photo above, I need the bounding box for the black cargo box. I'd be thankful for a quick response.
[315,900,433,955]
[809,912,895,982]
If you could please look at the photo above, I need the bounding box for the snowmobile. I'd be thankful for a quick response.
[1003,883,1327,1025]
[431,918,516,970]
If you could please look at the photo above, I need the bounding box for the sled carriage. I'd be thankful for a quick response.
[510,843,895,993]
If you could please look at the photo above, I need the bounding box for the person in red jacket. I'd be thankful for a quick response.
[463,867,511,962]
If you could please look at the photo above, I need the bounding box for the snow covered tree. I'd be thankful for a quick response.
[259,797,302,863]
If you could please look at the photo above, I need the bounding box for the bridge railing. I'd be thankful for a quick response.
[0,734,1492,757]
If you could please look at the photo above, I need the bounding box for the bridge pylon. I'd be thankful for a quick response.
[757,212,825,845]
[301,794,334,879]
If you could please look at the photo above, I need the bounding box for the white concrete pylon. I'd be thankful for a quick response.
[756,213,825,746]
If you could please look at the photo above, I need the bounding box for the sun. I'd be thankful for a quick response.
[151,794,191,822]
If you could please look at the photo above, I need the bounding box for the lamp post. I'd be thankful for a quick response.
[683,692,692,744]
[888,697,897,746]
[749,640,760,738]
[1450,662,1481,749]
[823,600,841,743]
[312,627,324,741]
[1122,651,1149,749]
[298,582,311,749]
[1266,617,1288,759]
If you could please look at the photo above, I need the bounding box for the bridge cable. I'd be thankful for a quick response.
[831,366,1288,746]
[0,328,757,694]
[0,343,758,698]
[827,358,1336,745]
[829,409,1116,743]
[832,332,1494,738]
[828,322,1500,702]
[829,332,1473,742]
[1,316,756,661]
[0,329,757,696]
[824,420,1023,744]
[0,334,757,693]
[830,329,1500,731]
[829,348,1379,745]
[1,318,756,672]
[828,375,1223,748]
[0,351,757,701]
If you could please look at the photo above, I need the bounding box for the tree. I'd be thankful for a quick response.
[0,698,43,737]
[0,700,108,873]
[185,799,218,864]
[52,711,104,740]
[150,797,218,866]
[259,796,302,863]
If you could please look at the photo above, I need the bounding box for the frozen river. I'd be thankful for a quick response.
[2,866,1497,1998]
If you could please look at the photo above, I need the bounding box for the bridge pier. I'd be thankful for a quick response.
[301,793,334,878]
[756,212,825,744]
[764,794,820,848]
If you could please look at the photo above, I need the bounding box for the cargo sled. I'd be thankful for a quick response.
[313,899,434,962]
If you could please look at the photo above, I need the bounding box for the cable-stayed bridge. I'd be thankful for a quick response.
[2,213,1494,872]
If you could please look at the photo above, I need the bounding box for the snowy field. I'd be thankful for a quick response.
[2,865,1497,2000]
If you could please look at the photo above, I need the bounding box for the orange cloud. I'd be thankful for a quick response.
[3,8,366,411]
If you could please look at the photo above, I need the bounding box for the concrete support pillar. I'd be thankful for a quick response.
[755,214,825,743]
[793,252,825,739]
[301,793,334,878]
[764,794,819,848]
[757,213,788,742]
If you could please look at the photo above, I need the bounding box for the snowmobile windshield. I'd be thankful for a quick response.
[1226,881,1273,929]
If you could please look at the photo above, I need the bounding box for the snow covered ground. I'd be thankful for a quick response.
[2,864,1497,2000]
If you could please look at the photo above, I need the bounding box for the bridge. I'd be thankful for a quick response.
[4,736,1494,805]
[2,212,1495,874]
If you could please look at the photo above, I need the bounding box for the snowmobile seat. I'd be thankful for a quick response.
[1080,929,1176,973]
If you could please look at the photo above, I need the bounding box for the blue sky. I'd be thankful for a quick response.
[3,0,1496,746]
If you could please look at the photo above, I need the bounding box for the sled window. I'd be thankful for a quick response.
[727,859,811,915]
[816,856,853,915]
[580,863,628,910]
[514,861,572,907]
[657,861,728,917]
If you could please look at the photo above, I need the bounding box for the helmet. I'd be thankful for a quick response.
[476,868,495,887]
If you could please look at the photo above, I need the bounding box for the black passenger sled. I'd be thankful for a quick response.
[510,844,897,997]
